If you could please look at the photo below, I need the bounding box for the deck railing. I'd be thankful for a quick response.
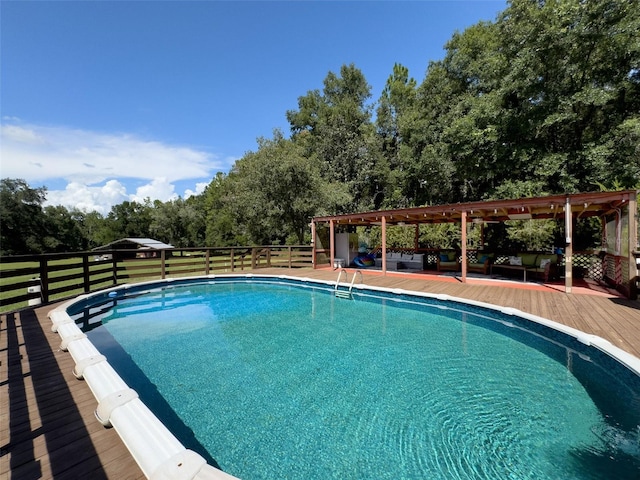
[0,245,313,313]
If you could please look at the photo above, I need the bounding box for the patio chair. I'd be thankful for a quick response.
[437,251,460,272]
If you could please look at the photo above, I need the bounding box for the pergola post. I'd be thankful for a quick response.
[626,193,638,299]
[329,220,335,269]
[311,220,317,269]
[461,211,467,283]
[381,216,387,275]
[564,197,573,294]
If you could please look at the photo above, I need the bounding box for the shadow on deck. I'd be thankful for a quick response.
[1,307,144,479]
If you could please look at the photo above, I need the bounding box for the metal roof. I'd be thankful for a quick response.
[93,238,174,251]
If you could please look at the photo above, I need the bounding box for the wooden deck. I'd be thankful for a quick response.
[1,306,145,479]
[2,267,640,479]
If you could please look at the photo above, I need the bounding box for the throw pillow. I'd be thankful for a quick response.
[509,256,522,266]
[539,258,551,268]
[478,255,488,264]
[439,254,449,262]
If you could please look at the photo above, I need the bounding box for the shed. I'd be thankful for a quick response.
[93,238,174,259]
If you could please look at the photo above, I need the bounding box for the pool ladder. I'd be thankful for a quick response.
[334,268,363,300]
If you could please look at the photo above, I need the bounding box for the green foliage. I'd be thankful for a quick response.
[0,178,48,255]
[102,200,153,242]
[505,219,556,252]
[287,64,388,212]
[42,205,88,252]
[360,223,465,251]
[150,197,206,248]
[214,131,349,245]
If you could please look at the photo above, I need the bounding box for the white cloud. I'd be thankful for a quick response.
[0,121,220,184]
[45,180,129,215]
[2,124,47,145]
[130,177,178,204]
[184,181,209,198]
[0,120,227,213]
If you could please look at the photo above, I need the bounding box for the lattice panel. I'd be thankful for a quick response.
[605,256,617,280]
[572,253,603,280]
[615,257,623,284]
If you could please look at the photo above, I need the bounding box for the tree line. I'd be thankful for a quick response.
[2,0,638,256]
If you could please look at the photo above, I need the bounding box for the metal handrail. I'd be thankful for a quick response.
[334,267,348,291]
[349,270,363,294]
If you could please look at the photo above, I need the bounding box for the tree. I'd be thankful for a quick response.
[150,197,206,247]
[75,210,109,249]
[287,64,384,211]
[42,205,88,252]
[496,0,640,192]
[226,131,349,244]
[204,172,246,247]
[375,63,417,208]
[102,200,153,242]
[0,178,48,255]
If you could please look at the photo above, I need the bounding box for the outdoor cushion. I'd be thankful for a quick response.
[447,252,456,261]
[478,255,489,264]
[536,254,558,267]
[539,258,551,268]
[519,253,538,266]
[440,254,449,262]
[509,256,523,266]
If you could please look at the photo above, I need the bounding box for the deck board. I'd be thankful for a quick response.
[2,267,640,479]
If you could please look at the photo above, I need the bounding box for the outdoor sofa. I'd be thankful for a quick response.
[374,251,425,271]
[491,252,559,282]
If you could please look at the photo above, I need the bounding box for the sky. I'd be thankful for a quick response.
[1,0,506,215]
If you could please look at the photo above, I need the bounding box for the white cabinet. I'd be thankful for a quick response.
[335,233,359,267]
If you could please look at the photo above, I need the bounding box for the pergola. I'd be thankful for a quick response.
[311,190,639,298]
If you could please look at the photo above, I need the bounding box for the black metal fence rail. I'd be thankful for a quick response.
[0,246,313,313]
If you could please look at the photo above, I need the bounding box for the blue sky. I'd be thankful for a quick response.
[1,0,506,214]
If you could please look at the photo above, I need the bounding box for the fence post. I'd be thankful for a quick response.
[39,259,49,303]
[112,253,118,285]
[251,248,257,269]
[205,249,210,275]
[161,250,166,279]
[230,248,235,272]
[288,246,292,268]
[83,254,91,293]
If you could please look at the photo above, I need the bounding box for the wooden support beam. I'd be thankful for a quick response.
[329,220,335,269]
[461,211,467,283]
[382,216,387,275]
[564,197,572,294]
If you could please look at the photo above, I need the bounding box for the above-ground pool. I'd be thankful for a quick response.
[60,275,640,480]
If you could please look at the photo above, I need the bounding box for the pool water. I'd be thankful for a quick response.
[77,280,640,479]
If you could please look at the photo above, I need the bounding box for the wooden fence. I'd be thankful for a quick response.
[0,245,313,313]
